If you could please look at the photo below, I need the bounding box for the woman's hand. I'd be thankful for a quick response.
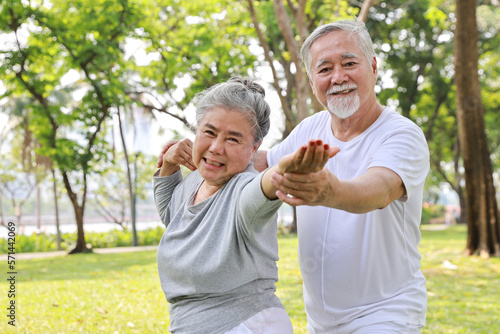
[157,140,178,168]
[261,139,338,200]
[159,139,195,176]
[277,140,339,175]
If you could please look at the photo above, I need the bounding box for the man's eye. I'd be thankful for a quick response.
[205,130,215,136]
[228,138,239,143]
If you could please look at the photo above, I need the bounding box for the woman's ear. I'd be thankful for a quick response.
[252,140,262,154]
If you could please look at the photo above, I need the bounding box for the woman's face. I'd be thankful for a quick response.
[193,107,259,188]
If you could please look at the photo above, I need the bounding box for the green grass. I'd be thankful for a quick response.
[1,225,499,333]
[0,251,167,333]
[419,224,500,333]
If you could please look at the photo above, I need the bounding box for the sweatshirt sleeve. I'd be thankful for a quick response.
[237,171,283,231]
[153,169,183,227]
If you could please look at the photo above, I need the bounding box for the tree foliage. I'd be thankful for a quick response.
[1,0,148,252]
[1,0,500,255]
[366,0,500,226]
[127,0,257,132]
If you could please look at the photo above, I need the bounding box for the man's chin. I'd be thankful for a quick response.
[327,99,359,119]
[327,107,357,119]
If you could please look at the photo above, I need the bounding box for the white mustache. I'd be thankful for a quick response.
[327,84,358,95]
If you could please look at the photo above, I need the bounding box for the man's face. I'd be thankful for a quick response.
[308,31,378,119]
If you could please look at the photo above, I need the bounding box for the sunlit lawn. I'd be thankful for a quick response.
[0,224,499,333]
[419,224,500,333]
[1,250,168,333]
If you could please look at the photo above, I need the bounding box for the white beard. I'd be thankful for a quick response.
[326,85,360,119]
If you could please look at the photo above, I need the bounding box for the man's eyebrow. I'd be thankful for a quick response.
[315,59,329,69]
[204,123,244,138]
[341,52,359,59]
[314,52,360,69]
[316,59,330,68]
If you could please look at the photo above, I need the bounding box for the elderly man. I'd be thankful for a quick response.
[264,20,429,333]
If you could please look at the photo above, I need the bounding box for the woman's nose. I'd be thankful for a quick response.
[209,137,225,155]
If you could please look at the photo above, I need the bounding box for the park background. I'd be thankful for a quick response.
[0,0,499,332]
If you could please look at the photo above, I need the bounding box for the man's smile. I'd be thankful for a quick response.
[327,84,358,96]
[330,88,355,95]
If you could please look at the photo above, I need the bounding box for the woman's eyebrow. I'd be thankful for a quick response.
[203,123,244,138]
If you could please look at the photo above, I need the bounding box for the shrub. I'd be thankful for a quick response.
[0,226,166,254]
[138,226,165,245]
[421,203,446,224]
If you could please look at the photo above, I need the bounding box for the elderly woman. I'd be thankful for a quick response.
[154,77,336,334]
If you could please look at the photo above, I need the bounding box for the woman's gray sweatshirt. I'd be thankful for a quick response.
[153,165,284,333]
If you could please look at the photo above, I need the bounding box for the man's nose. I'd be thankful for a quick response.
[330,67,348,85]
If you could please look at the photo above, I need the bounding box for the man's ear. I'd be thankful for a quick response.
[309,75,316,96]
[372,56,378,75]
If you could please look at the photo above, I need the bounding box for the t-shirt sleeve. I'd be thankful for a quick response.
[368,124,429,202]
[267,111,329,167]
[267,123,303,168]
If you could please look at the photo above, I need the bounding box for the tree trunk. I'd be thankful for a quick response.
[290,206,297,234]
[457,187,467,224]
[61,171,91,254]
[453,139,467,224]
[117,107,138,246]
[68,204,89,254]
[273,0,309,123]
[454,0,500,257]
[0,190,4,226]
[357,0,375,23]
[51,167,62,250]
[36,173,41,230]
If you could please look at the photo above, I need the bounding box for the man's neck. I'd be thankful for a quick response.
[330,101,384,142]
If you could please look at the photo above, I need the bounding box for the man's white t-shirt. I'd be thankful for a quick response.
[267,108,429,330]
